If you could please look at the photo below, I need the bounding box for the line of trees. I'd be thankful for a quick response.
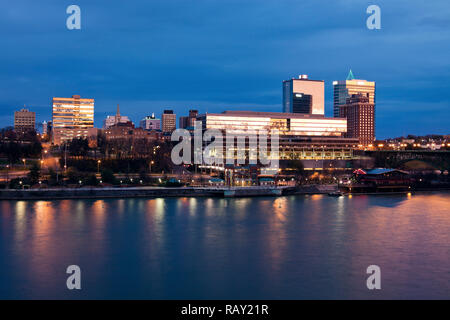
[0,128,42,162]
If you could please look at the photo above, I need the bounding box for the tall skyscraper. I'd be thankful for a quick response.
[140,113,161,130]
[52,95,94,145]
[162,110,176,133]
[282,75,325,115]
[344,93,375,146]
[333,70,375,117]
[14,108,35,132]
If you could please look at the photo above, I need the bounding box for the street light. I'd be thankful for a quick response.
[149,160,154,173]
[97,160,101,174]
[22,158,26,168]
[6,164,10,185]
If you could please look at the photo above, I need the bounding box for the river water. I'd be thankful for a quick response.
[0,192,449,299]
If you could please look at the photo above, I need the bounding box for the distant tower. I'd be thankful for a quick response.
[115,104,121,124]
[43,121,48,135]
[333,70,376,117]
[14,107,36,133]
[162,110,176,133]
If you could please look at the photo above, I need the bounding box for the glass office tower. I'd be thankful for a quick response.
[333,70,375,117]
[52,95,94,145]
[283,75,325,115]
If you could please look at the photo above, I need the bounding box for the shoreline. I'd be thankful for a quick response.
[0,185,332,200]
[0,185,448,200]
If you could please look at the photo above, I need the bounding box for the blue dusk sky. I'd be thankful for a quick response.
[0,0,449,138]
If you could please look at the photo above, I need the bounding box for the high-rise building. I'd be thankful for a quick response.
[344,93,375,146]
[102,104,131,129]
[162,110,176,133]
[52,95,94,145]
[14,108,35,132]
[179,116,188,129]
[140,113,161,130]
[333,70,375,117]
[42,121,48,135]
[179,109,198,128]
[282,75,325,115]
[46,121,53,138]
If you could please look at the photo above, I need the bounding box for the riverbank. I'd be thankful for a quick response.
[0,184,338,200]
[1,185,448,200]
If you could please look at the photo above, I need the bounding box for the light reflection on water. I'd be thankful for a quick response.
[0,192,449,299]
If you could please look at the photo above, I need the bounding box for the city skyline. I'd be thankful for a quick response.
[0,0,449,138]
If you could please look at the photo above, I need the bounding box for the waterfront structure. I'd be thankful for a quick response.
[179,109,199,129]
[103,104,131,129]
[340,168,412,193]
[14,108,35,132]
[282,75,325,115]
[333,70,375,117]
[52,95,94,145]
[343,93,375,146]
[198,110,358,162]
[140,113,161,130]
[162,110,176,133]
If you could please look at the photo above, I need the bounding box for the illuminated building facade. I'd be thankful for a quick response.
[162,110,176,133]
[14,108,35,132]
[197,111,358,162]
[52,95,94,145]
[140,113,161,130]
[282,75,325,115]
[333,70,375,117]
[344,94,375,146]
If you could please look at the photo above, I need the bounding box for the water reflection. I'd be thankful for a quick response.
[0,192,449,299]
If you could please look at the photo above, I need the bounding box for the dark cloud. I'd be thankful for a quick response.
[0,0,449,138]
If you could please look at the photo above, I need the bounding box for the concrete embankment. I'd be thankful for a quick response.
[0,187,218,200]
[0,185,339,200]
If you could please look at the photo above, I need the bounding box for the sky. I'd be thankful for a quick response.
[0,0,449,138]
